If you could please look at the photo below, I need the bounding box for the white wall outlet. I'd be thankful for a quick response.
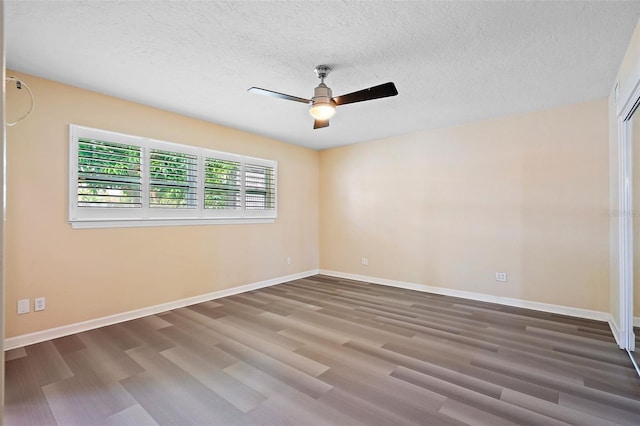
[361,257,369,266]
[35,297,46,312]
[496,272,507,282]
[17,299,30,315]
[287,257,291,265]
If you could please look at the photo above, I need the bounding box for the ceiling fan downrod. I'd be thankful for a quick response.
[314,65,331,83]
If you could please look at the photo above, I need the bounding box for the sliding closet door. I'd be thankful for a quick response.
[632,110,640,361]
[628,109,640,350]
[0,0,5,418]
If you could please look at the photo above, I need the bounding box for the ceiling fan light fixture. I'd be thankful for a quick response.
[309,100,336,120]
[309,81,335,120]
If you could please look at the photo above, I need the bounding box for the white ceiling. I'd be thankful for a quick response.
[6,1,640,150]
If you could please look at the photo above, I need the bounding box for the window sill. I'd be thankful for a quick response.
[69,217,276,229]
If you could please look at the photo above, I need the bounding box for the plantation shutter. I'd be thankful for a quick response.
[204,157,241,209]
[77,138,142,208]
[70,125,277,227]
[149,149,198,208]
[245,163,275,210]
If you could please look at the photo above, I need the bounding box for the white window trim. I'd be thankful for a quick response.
[69,125,277,229]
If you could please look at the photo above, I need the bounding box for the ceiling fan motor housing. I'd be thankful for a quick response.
[313,83,333,104]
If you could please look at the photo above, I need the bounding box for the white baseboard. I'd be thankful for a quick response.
[609,314,623,348]
[319,270,610,323]
[6,268,619,351]
[4,269,320,351]
[635,316,640,328]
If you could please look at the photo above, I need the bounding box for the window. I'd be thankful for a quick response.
[69,125,277,228]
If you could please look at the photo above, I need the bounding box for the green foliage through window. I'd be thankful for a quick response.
[77,138,142,208]
[205,158,241,209]
[149,149,197,208]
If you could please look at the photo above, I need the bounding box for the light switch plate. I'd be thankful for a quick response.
[18,299,30,314]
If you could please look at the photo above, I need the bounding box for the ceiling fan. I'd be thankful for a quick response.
[248,65,398,129]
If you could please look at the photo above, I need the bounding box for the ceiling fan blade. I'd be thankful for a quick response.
[247,87,310,104]
[314,119,330,129]
[333,82,398,106]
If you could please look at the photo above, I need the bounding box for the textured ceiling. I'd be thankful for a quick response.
[6,1,640,150]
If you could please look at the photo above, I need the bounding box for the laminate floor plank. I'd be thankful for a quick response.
[558,392,640,426]
[496,342,635,381]
[438,399,521,426]
[51,335,86,356]
[160,346,266,413]
[42,373,136,426]
[158,310,229,344]
[293,340,398,377]
[104,404,160,426]
[4,356,58,426]
[121,346,244,426]
[318,366,448,424]
[216,339,333,399]
[15,341,74,387]
[499,388,621,426]
[458,363,560,403]
[4,347,26,361]
[318,386,458,426]
[213,318,329,377]
[472,353,640,413]
[391,366,571,426]
[5,275,639,425]
[267,312,352,346]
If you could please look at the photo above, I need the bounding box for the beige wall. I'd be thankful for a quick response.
[5,71,319,338]
[320,99,609,312]
[4,69,612,338]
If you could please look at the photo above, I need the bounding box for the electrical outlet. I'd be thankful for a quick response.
[496,272,507,282]
[35,297,46,312]
[287,257,291,265]
[17,299,30,315]
[361,257,369,266]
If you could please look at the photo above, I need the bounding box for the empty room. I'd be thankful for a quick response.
[2,1,640,425]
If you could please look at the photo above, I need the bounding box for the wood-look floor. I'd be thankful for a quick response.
[5,275,640,425]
